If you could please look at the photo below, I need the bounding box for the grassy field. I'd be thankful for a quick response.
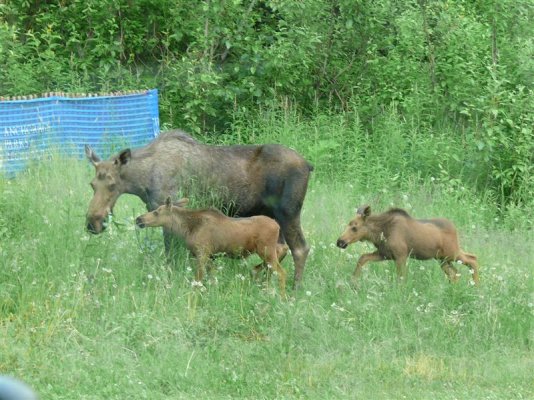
[1,152,532,400]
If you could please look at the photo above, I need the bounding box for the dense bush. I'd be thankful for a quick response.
[0,0,532,206]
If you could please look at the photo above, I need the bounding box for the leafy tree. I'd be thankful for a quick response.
[0,0,532,206]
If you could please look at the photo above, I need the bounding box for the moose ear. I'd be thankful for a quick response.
[85,145,101,166]
[118,149,131,166]
[165,197,172,207]
[357,204,371,218]
[175,198,189,208]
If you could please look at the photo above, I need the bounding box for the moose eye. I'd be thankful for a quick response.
[153,211,159,216]
[351,227,358,232]
[108,183,116,191]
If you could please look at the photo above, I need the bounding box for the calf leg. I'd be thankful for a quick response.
[276,242,289,263]
[352,251,384,283]
[251,242,288,277]
[441,261,459,283]
[394,256,409,282]
[457,251,479,284]
[194,253,210,284]
[260,247,287,298]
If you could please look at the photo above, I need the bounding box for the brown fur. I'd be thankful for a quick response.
[336,205,480,284]
[85,129,312,288]
[135,197,288,297]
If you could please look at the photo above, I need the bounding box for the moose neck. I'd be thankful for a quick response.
[117,156,161,206]
[365,215,392,246]
[164,209,197,237]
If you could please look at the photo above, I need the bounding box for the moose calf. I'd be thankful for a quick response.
[136,197,288,296]
[336,205,479,285]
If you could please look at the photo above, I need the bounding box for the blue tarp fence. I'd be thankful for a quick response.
[0,89,160,176]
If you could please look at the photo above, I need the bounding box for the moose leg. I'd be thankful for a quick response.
[457,251,479,284]
[276,242,289,263]
[441,261,459,283]
[194,253,210,285]
[263,249,287,298]
[352,251,384,283]
[277,216,309,289]
[147,198,178,260]
[394,255,409,282]
[163,230,174,257]
[251,242,288,277]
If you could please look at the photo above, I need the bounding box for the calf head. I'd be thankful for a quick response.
[135,197,188,228]
[336,205,371,249]
[85,145,131,234]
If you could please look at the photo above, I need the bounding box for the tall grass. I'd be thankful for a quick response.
[1,117,533,399]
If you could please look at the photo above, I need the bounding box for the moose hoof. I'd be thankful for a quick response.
[349,277,360,290]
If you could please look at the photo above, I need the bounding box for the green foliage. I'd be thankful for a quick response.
[0,0,532,206]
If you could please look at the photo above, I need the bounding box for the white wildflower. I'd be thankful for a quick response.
[331,302,346,312]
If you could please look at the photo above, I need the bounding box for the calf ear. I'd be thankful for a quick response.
[357,204,371,218]
[116,149,131,166]
[175,198,189,208]
[85,145,101,166]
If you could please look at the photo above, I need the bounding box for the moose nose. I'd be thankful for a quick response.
[135,217,145,228]
[336,239,348,249]
[86,221,106,234]
[87,222,97,234]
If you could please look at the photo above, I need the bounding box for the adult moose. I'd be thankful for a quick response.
[85,129,313,287]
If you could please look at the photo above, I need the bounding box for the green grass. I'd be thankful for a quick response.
[1,153,532,400]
